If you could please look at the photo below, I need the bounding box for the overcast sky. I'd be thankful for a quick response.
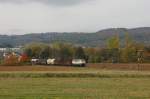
[0,0,150,34]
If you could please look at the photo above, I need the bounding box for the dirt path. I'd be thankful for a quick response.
[0,63,150,71]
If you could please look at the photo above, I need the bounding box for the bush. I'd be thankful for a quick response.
[3,53,20,66]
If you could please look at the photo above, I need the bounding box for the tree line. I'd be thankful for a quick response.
[23,33,150,63]
[24,42,87,61]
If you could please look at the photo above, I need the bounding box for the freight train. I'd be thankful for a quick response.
[31,58,86,67]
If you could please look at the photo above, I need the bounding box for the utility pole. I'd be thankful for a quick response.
[137,50,144,71]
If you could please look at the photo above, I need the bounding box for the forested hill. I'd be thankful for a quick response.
[0,27,150,47]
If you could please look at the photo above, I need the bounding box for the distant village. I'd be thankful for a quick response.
[0,47,22,58]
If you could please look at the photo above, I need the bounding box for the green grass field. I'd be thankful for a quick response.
[0,69,150,99]
[0,78,150,99]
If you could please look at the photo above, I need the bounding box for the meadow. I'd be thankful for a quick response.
[0,77,150,99]
[0,64,150,99]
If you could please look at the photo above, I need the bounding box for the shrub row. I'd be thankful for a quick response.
[0,72,150,78]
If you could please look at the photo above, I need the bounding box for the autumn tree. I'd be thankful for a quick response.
[3,53,19,66]
[39,46,51,59]
[107,35,120,63]
[51,42,74,60]
[85,47,101,63]
[107,35,120,49]
[120,32,137,63]
[24,43,49,58]
[74,47,86,59]
[19,53,30,63]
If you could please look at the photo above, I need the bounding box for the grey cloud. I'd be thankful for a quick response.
[0,0,91,6]
[0,0,150,34]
